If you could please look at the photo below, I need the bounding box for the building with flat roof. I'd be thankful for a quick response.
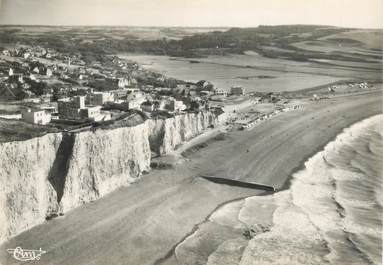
[57,96,85,119]
[230,86,245,96]
[140,101,155,112]
[87,92,114,106]
[22,109,51,125]
[110,89,129,100]
[79,106,102,120]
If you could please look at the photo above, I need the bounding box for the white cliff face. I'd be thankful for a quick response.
[60,123,152,212]
[0,133,62,242]
[0,111,217,243]
[148,111,217,155]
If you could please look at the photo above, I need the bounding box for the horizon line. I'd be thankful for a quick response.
[0,23,380,30]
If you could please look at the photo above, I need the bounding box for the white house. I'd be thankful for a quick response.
[80,106,102,120]
[2,49,10,56]
[22,109,51,125]
[24,52,31,59]
[214,88,228,96]
[118,78,131,88]
[29,74,37,81]
[46,68,53,77]
[33,67,40,74]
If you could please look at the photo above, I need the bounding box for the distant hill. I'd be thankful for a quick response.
[0,25,381,63]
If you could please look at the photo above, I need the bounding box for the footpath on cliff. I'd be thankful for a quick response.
[0,90,382,265]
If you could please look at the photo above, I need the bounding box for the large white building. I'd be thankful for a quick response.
[79,106,107,121]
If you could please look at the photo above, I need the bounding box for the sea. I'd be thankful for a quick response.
[241,114,383,265]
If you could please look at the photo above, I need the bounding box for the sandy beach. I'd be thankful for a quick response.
[0,90,382,265]
[173,114,383,265]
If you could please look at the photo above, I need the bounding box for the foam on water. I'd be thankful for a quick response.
[240,115,383,265]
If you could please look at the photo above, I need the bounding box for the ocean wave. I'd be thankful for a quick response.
[240,114,383,265]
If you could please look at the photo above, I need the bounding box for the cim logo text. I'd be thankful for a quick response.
[7,246,46,262]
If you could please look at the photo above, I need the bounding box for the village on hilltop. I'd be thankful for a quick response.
[0,45,371,132]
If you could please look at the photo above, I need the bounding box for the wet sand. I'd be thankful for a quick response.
[0,90,382,265]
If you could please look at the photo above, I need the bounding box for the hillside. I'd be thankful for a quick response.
[1,25,381,63]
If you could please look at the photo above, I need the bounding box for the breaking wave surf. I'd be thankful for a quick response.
[240,114,383,265]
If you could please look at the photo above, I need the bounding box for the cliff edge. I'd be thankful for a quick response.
[0,111,217,243]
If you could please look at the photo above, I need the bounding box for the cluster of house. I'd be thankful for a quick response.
[7,63,54,81]
[2,46,85,65]
[347,82,369,89]
[17,81,248,126]
[0,59,81,101]
[194,81,246,97]
[0,44,181,103]
[3,61,130,87]
[237,104,301,130]
[327,82,370,92]
[1,45,250,128]
[19,86,191,125]
[0,56,143,108]
[211,86,245,97]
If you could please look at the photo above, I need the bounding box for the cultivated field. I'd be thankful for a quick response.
[292,29,382,63]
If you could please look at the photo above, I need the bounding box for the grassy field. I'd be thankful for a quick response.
[291,29,382,61]
[292,40,381,59]
[0,102,27,114]
[320,29,383,50]
[311,59,382,70]
[0,26,227,45]
[0,119,58,142]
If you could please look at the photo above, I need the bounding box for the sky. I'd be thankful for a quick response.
[0,0,382,28]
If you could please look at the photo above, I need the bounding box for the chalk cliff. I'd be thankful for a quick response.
[0,133,62,243]
[60,122,152,212]
[0,111,217,243]
[148,111,216,155]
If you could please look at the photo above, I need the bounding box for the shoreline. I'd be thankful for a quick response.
[241,114,383,265]
[278,112,383,192]
[153,195,256,265]
[162,114,383,264]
